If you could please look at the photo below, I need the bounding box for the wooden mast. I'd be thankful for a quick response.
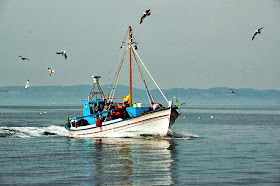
[129,26,132,107]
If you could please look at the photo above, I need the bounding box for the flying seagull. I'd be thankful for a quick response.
[25,80,30,89]
[140,9,151,24]
[18,55,30,61]
[252,27,264,40]
[230,89,238,95]
[48,68,55,76]
[56,50,67,60]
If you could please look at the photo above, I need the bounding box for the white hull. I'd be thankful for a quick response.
[67,108,173,138]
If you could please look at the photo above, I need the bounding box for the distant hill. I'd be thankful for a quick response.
[0,85,280,105]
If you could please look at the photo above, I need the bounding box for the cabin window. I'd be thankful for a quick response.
[89,103,96,114]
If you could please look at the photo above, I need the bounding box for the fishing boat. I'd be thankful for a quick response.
[65,26,180,138]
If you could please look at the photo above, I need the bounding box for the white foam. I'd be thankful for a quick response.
[0,125,68,138]
[167,129,201,139]
[0,126,201,139]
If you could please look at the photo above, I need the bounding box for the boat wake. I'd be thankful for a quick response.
[0,125,68,138]
[0,126,200,140]
[167,129,202,140]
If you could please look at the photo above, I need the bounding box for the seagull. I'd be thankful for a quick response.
[230,89,238,95]
[25,80,30,89]
[18,55,30,61]
[252,27,264,40]
[56,50,67,60]
[48,68,55,76]
[140,9,151,24]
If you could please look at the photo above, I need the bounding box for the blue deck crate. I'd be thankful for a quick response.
[126,107,150,117]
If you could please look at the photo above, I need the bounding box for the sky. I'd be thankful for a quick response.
[0,0,280,90]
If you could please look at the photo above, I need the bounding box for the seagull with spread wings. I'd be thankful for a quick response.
[140,9,151,24]
[56,50,67,60]
[230,89,238,95]
[18,55,30,61]
[252,27,264,40]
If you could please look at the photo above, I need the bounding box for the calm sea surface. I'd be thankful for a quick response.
[0,105,279,185]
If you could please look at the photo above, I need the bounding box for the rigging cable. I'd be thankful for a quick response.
[108,47,128,104]
[132,46,169,105]
[132,48,154,106]
[107,44,125,98]
[107,29,129,99]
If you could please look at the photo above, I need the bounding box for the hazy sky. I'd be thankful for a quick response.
[1,0,280,90]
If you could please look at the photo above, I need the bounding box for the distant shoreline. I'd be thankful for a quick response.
[1,85,280,106]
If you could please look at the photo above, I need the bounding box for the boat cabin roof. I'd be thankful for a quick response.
[80,99,104,104]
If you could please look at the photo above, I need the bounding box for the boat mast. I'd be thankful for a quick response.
[129,26,132,107]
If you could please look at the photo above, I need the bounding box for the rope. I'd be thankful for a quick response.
[107,44,126,98]
[132,46,169,105]
[108,49,126,98]
[108,47,128,104]
[132,49,154,106]
[107,28,129,99]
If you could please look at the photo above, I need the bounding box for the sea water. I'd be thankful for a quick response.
[0,105,279,185]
